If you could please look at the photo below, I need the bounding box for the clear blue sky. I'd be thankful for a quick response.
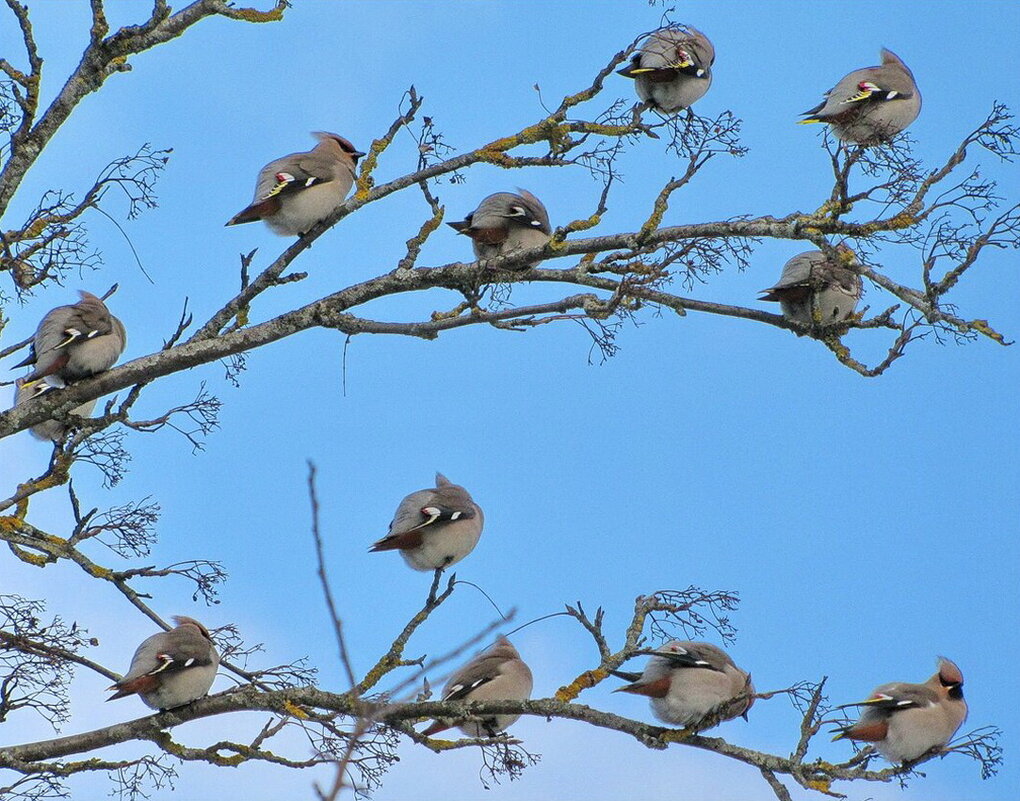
[2,2,1017,800]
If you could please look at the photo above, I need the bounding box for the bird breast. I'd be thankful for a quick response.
[875,701,961,763]
[264,180,350,237]
[138,659,219,711]
[400,513,483,571]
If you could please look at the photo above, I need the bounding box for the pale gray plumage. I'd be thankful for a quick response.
[833,657,967,763]
[759,249,861,327]
[15,292,126,384]
[107,616,219,711]
[614,641,754,729]
[226,132,364,236]
[801,49,921,144]
[617,26,715,113]
[422,636,534,737]
[370,473,483,571]
[447,190,551,268]
[14,377,97,442]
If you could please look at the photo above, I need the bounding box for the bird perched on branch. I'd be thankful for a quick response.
[226,132,364,236]
[13,377,96,443]
[447,190,551,269]
[370,473,483,572]
[759,247,861,328]
[613,640,754,729]
[831,657,967,763]
[617,26,715,114]
[799,49,921,144]
[421,636,533,738]
[12,291,126,386]
[107,616,219,711]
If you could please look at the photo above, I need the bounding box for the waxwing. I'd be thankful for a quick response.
[447,190,551,268]
[613,641,754,729]
[800,49,921,144]
[12,292,126,385]
[226,132,365,236]
[107,617,219,711]
[422,636,534,737]
[832,657,968,763]
[617,26,715,114]
[370,473,483,572]
[759,248,861,327]
[14,377,97,442]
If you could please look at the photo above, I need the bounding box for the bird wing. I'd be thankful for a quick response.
[803,66,914,121]
[249,148,339,204]
[442,654,506,701]
[18,306,83,378]
[369,487,474,552]
[837,683,938,713]
[657,648,722,671]
[107,632,215,699]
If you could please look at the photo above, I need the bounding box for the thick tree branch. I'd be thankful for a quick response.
[0,686,981,796]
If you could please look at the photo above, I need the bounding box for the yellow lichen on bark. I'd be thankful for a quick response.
[431,301,473,322]
[282,700,310,719]
[970,318,1011,345]
[554,668,608,702]
[657,727,694,743]
[22,217,52,239]
[221,6,286,24]
[6,543,52,567]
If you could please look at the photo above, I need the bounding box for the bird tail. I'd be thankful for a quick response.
[107,674,159,700]
[10,351,36,369]
[421,720,450,737]
[616,65,648,79]
[830,718,887,743]
[226,196,281,227]
[368,530,424,553]
[225,206,262,226]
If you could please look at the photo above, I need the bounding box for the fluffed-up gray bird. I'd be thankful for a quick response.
[14,377,97,442]
[421,636,534,738]
[107,616,219,711]
[447,190,551,268]
[800,49,921,144]
[616,26,715,114]
[369,473,483,571]
[831,657,968,763]
[759,248,862,327]
[226,132,364,236]
[13,291,126,385]
[613,640,754,729]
